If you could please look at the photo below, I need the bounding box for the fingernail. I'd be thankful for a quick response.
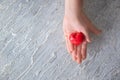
[77,61,82,64]
[82,57,85,60]
[77,60,82,64]
[98,29,102,32]
[70,50,72,53]
[87,40,91,43]
[72,56,76,61]
[96,29,102,35]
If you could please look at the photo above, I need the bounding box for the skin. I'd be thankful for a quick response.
[63,0,102,64]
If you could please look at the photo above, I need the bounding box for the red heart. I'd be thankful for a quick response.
[69,32,85,45]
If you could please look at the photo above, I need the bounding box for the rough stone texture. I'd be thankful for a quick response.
[0,0,120,80]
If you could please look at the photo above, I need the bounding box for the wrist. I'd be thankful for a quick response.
[64,9,83,21]
[65,9,82,17]
[65,0,83,19]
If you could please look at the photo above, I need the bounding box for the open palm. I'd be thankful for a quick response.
[63,11,102,64]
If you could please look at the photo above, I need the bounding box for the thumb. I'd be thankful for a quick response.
[81,11,102,35]
[89,25,102,35]
[82,30,91,43]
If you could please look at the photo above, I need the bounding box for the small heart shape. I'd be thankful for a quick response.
[69,32,85,45]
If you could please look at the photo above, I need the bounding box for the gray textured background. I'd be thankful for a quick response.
[0,0,120,80]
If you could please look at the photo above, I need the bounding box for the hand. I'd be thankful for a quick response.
[63,11,102,64]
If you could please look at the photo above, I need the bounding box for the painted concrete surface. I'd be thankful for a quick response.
[0,0,120,80]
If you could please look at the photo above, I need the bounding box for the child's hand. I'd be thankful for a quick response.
[63,11,102,64]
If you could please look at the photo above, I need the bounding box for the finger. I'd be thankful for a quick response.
[73,45,77,56]
[81,41,87,60]
[65,37,71,54]
[77,45,82,64]
[67,36,74,52]
[72,45,77,61]
[80,0,84,8]
[86,21,102,35]
[81,12,102,35]
[82,29,91,43]
[89,25,102,35]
